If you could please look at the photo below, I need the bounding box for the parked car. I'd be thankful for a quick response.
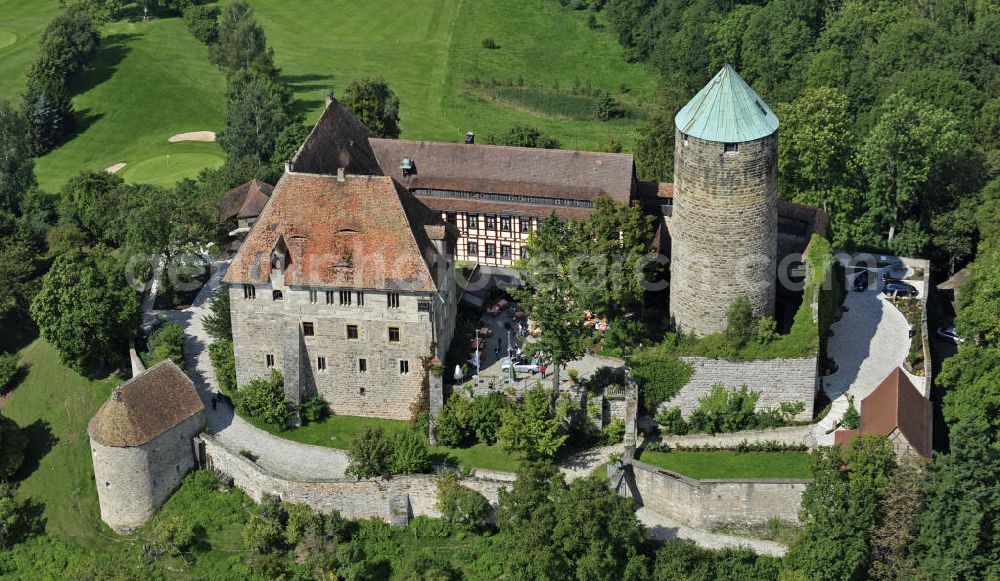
[500,357,539,374]
[882,281,918,297]
[854,271,869,291]
[935,326,964,344]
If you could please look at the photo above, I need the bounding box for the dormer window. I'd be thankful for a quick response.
[724,143,739,154]
[400,156,414,177]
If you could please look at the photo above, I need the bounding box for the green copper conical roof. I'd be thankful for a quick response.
[675,64,779,143]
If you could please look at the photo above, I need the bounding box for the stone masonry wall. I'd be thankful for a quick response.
[92,413,204,534]
[662,357,816,421]
[230,285,439,420]
[670,132,778,336]
[627,460,806,528]
[200,435,510,522]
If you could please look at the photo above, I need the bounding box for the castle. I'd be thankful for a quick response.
[222,64,819,414]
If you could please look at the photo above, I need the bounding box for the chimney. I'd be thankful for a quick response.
[465,131,475,145]
[337,167,345,182]
[325,93,333,107]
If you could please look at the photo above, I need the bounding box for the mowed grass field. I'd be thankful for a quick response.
[0,0,654,192]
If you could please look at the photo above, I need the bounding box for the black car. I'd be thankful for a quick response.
[854,271,869,291]
[882,281,918,297]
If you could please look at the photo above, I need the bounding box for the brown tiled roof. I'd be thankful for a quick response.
[415,195,593,221]
[637,181,673,199]
[219,179,274,220]
[290,98,382,176]
[834,428,861,447]
[369,138,635,203]
[858,368,932,457]
[223,173,447,292]
[88,360,204,447]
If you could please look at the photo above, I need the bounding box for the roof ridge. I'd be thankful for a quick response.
[369,137,635,160]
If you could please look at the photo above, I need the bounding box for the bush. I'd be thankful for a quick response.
[593,91,621,121]
[0,482,35,548]
[481,37,499,49]
[183,5,220,45]
[0,353,20,392]
[154,516,199,556]
[144,321,185,368]
[407,515,453,539]
[234,369,292,426]
[435,394,475,446]
[483,124,560,149]
[471,392,510,444]
[687,384,759,434]
[842,398,861,429]
[654,407,688,435]
[436,472,492,530]
[208,339,237,394]
[346,426,392,478]
[390,429,431,475]
[724,296,755,349]
[299,395,330,424]
[630,343,694,413]
[600,417,626,445]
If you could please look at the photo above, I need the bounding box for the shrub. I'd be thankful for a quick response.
[242,514,284,555]
[436,472,492,530]
[0,353,20,392]
[593,91,621,121]
[754,316,778,344]
[654,407,688,435]
[144,321,185,368]
[234,369,292,426]
[600,417,626,445]
[282,502,320,546]
[407,516,453,539]
[630,343,694,413]
[435,393,475,446]
[483,124,560,149]
[208,339,237,394]
[154,516,199,556]
[183,5,220,45]
[299,395,330,424]
[0,482,35,548]
[346,426,392,478]
[471,392,510,444]
[724,296,755,349]
[481,37,499,49]
[687,384,759,434]
[842,398,861,429]
[390,429,431,475]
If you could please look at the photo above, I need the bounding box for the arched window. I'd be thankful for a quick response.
[272,290,283,301]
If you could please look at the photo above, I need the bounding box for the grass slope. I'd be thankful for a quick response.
[637,450,813,480]
[0,0,60,103]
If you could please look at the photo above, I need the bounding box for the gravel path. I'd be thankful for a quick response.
[148,260,350,481]
[636,507,788,557]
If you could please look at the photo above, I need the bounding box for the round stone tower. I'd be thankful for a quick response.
[669,64,779,336]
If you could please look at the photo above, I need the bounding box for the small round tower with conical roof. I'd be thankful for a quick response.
[669,64,779,336]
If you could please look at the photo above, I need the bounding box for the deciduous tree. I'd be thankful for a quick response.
[0,102,37,215]
[342,77,401,139]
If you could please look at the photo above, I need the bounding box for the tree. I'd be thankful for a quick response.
[514,215,590,390]
[579,197,653,319]
[0,213,45,322]
[0,101,37,215]
[60,0,125,25]
[58,171,128,245]
[723,295,754,349]
[593,91,621,121]
[471,391,511,445]
[0,413,27,479]
[183,5,220,45]
[841,397,861,429]
[389,429,431,475]
[153,515,199,557]
[208,339,236,394]
[868,456,927,581]
[634,106,674,182]
[434,393,474,447]
[498,384,568,460]
[0,353,19,393]
[29,248,140,374]
[27,6,100,92]
[435,471,491,530]
[22,88,74,156]
[209,0,276,77]
[774,87,853,203]
[342,77,401,139]
[784,435,896,581]
[233,369,291,426]
[495,461,568,579]
[0,482,33,548]
[914,417,1000,579]
[483,124,560,149]
[345,426,392,479]
[203,288,232,341]
[218,70,293,167]
[144,321,185,368]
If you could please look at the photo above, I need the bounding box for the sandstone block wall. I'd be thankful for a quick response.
[670,132,778,336]
[657,424,816,448]
[662,357,816,421]
[200,435,510,521]
[627,460,806,528]
[230,284,443,419]
[92,413,204,534]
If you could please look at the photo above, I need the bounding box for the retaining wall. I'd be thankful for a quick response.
[198,434,511,522]
[657,425,816,448]
[625,460,807,528]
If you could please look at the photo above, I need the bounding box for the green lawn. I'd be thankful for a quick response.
[254,413,520,473]
[637,451,813,480]
[0,0,654,192]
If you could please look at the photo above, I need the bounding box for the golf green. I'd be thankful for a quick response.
[119,151,225,187]
[0,30,17,51]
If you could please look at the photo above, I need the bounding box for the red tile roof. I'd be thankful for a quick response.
[88,360,204,447]
[290,98,382,176]
[219,179,274,220]
[834,368,932,458]
[369,138,635,203]
[223,173,448,292]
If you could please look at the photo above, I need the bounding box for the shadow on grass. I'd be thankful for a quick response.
[283,73,334,93]
[290,98,326,120]
[72,33,141,95]
[0,316,38,354]
[13,419,58,482]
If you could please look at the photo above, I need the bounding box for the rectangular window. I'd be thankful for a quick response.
[325,290,335,305]
[317,356,326,371]
[501,244,512,258]
[520,219,531,233]
[359,358,367,373]
[346,325,359,339]
[265,354,274,367]
[485,243,495,257]
[308,289,318,304]
[356,291,364,306]
[399,360,410,374]
[500,216,511,231]
[520,247,528,259]
[302,322,314,336]
[388,327,400,342]
[486,216,496,229]
[339,290,351,306]
[467,242,478,256]
[724,142,738,153]
[467,214,478,228]
[417,301,431,312]
[243,284,255,300]
[387,292,400,308]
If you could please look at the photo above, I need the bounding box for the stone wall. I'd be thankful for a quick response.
[661,357,816,420]
[625,460,807,528]
[670,132,778,336]
[199,435,511,522]
[92,413,204,534]
[657,425,816,448]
